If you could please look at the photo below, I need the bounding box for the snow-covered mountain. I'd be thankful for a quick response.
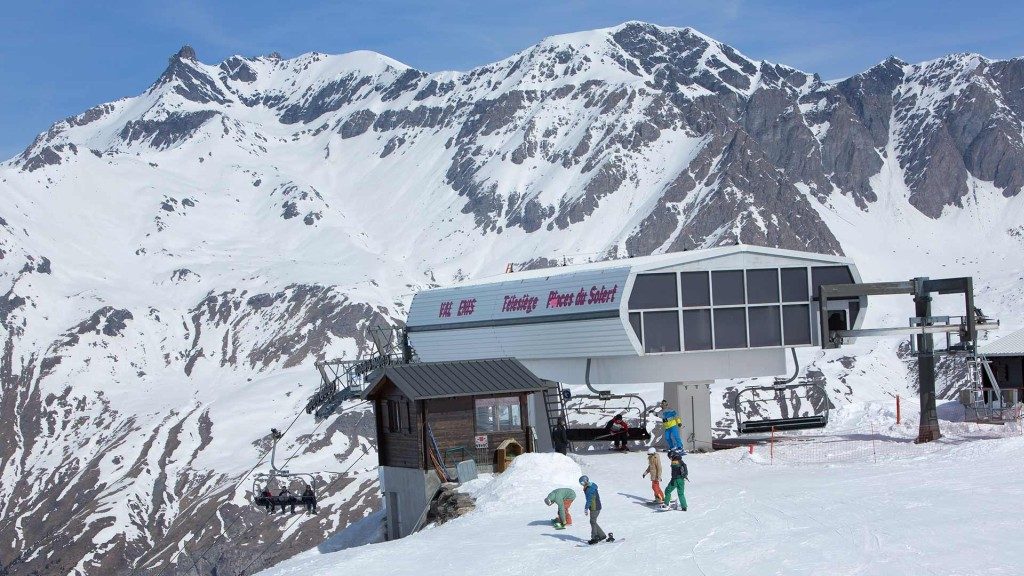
[1,20,1023,575]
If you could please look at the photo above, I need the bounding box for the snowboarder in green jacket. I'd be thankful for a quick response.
[544,487,576,529]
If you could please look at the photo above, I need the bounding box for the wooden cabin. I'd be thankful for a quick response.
[362,358,552,539]
[980,327,1024,394]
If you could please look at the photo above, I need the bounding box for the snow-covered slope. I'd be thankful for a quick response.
[1,20,1023,575]
[260,425,1024,576]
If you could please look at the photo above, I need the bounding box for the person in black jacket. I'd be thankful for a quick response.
[552,417,570,455]
[660,451,688,511]
[301,484,318,514]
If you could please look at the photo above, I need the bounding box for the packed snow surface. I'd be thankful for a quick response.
[261,415,1023,576]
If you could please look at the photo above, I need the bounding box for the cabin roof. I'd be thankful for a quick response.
[980,327,1024,357]
[362,358,550,401]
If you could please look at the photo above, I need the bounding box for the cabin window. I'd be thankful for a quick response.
[404,401,413,433]
[628,273,678,309]
[475,397,522,433]
[748,306,782,347]
[680,271,711,307]
[682,309,713,351]
[643,310,681,353]
[781,268,809,302]
[811,266,854,300]
[783,304,812,345]
[713,307,747,349]
[746,269,779,304]
[387,400,401,433]
[711,270,745,306]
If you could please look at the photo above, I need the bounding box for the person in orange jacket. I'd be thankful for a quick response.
[642,447,665,504]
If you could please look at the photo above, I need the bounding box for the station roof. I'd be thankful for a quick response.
[980,327,1024,357]
[449,245,853,288]
[362,358,550,400]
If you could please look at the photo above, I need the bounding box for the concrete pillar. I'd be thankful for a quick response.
[662,381,713,452]
[528,391,553,453]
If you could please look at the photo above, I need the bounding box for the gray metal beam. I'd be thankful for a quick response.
[820,281,915,298]
[833,321,1000,338]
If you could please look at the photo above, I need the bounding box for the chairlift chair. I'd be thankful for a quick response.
[561,390,652,442]
[733,381,831,434]
[733,348,831,435]
[251,428,320,514]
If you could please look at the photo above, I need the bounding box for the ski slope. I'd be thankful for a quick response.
[260,407,1023,576]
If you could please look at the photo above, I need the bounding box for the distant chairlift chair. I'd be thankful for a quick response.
[251,428,320,514]
[734,348,831,435]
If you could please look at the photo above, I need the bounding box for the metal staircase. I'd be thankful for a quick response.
[541,382,569,432]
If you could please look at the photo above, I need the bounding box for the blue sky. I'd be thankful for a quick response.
[2,0,1022,161]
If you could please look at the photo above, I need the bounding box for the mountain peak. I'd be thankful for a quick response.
[174,45,197,61]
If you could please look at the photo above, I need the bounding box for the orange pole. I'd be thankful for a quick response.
[896,395,901,425]
[748,444,754,455]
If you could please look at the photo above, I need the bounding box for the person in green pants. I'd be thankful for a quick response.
[661,451,688,511]
[544,487,577,529]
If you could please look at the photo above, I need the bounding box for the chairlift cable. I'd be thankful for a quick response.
[130,406,308,576]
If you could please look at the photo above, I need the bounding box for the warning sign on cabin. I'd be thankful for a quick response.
[474,435,488,448]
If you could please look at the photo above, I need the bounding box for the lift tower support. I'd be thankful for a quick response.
[819,277,999,443]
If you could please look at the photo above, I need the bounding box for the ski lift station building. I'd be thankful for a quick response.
[406,245,866,452]
[371,245,865,539]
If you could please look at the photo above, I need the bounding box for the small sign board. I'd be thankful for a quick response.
[474,435,488,449]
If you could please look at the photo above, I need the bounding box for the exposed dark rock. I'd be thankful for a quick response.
[380,135,406,158]
[279,74,373,124]
[152,47,229,105]
[380,69,427,102]
[120,111,220,150]
[220,56,258,83]
[339,109,377,139]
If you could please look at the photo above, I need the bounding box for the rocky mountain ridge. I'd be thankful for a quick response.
[1,21,1022,575]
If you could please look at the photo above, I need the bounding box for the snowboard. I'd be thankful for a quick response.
[576,535,624,547]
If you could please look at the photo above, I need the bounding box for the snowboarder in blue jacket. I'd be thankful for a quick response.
[579,475,613,544]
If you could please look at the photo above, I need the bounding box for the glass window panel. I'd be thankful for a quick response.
[680,271,710,307]
[712,270,745,305]
[682,309,712,351]
[811,266,855,300]
[475,399,497,432]
[713,308,747,349]
[498,405,521,430]
[781,268,809,302]
[748,306,782,347]
[629,312,643,344]
[628,273,678,309]
[783,304,812,345]
[746,269,779,304]
[643,311,681,353]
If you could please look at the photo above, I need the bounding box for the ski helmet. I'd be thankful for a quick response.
[578,475,589,485]
[647,447,657,455]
